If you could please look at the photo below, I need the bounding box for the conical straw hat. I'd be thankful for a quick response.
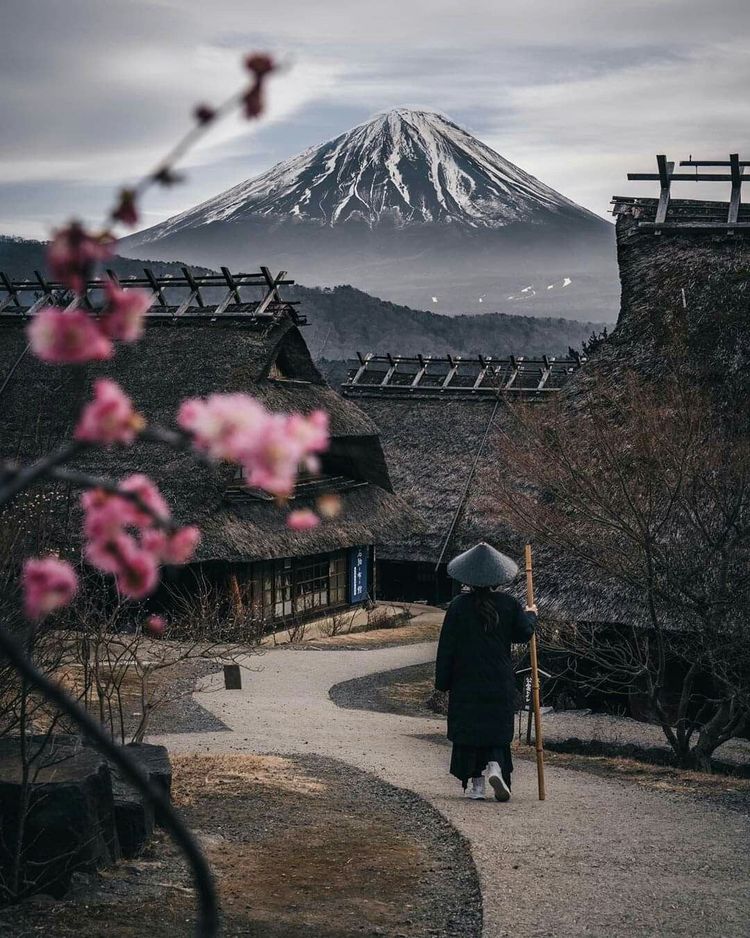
[446,541,519,587]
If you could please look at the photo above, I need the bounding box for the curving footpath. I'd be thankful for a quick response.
[155,641,750,938]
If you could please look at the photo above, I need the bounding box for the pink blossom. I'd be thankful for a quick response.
[112,538,159,599]
[118,474,170,525]
[84,531,138,574]
[317,494,342,519]
[242,411,330,497]
[81,476,196,600]
[28,307,113,364]
[178,393,270,463]
[47,222,113,293]
[81,478,167,542]
[287,509,320,530]
[179,394,330,496]
[242,415,301,496]
[161,526,201,564]
[287,410,329,452]
[22,557,78,620]
[82,497,133,545]
[243,84,264,119]
[100,285,152,343]
[84,531,157,598]
[75,379,144,446]
[146,614,166,636]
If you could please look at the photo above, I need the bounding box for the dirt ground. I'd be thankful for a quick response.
[0,753,480,938]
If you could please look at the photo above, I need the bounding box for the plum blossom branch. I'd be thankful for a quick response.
[0,441,86,508]
[113,54,278,228]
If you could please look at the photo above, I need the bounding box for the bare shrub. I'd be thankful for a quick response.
[491,371,750,771]
[363,605,412,632]
[284,618,307,644]
[318,608,356,638]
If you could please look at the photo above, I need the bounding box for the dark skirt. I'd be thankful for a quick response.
[450,743,513,789]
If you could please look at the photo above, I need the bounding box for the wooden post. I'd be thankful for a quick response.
[223,664,242,690]
[525,544,546,801]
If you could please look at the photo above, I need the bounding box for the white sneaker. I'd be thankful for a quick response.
[466,776,486,800]
[487,762,511,802]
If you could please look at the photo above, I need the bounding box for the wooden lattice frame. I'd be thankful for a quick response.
[341,352,585,398]
[621,153,749,232]
[0,265,302,321]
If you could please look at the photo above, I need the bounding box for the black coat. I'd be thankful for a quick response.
[434,591,536,746]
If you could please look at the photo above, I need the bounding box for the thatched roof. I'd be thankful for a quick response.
[0,304,418,563]
[601,199,750,406]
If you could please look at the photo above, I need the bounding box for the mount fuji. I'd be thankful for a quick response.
[119,109,618,318]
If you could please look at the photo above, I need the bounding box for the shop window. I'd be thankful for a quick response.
[295,555,329,612]
[329,552,347,605]
[274,558,293,618]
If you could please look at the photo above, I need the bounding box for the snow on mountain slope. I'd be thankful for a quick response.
[136,108,602,240]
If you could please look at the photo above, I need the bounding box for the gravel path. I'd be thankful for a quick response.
[152,641,750,938]
[331,660,750,769]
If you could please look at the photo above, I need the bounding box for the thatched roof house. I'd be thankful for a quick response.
[0,267,417,623]
[341,354,584,604]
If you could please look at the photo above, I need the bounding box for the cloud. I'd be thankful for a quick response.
[492,37,750,214]
[1,0,748,236]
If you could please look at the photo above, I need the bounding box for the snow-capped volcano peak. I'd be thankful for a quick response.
[143,108,600,238]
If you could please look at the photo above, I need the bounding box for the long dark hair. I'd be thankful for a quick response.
[471,586,499,630]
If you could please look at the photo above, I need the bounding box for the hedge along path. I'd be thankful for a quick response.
[155,641,750,938]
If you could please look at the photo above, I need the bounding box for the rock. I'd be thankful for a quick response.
[0,738,118,901]
[108,743,172,855]
[110,775,155,859]
[124,743,172,826]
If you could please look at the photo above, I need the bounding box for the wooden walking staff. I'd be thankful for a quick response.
[525,543,546,801]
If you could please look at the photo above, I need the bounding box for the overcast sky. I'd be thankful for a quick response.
[2,0,748,239]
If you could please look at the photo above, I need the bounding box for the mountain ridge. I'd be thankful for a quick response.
[133,108,606,239]
[118,108,618,319]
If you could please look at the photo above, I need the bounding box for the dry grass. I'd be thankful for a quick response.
[173,753,326,802]
[513,742,750,803]
[301,617,441,650]
[387,677,435,708]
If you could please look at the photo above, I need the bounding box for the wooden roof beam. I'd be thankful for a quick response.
[181,267,205,308]
[411,354,428,387]
[472,355,489,389]
[381,353,397,386]
[221,266,242,304]
[537,355,553,390]
[629,172,735,182]
[505,355,521,389]
[350,352,372,386]
[442,355,459,389]
[728,153,743,229]
[680,158,750,167]
[0,272,22,313]
[256,267,287,315]
[143,267,167,306]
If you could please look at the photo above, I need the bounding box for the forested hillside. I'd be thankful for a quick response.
[1,237,608,369]
[290,283,608,361]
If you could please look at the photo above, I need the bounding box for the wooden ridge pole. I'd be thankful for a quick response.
[525,543,546,801]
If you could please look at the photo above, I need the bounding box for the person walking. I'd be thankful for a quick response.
[435,542,537,801]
